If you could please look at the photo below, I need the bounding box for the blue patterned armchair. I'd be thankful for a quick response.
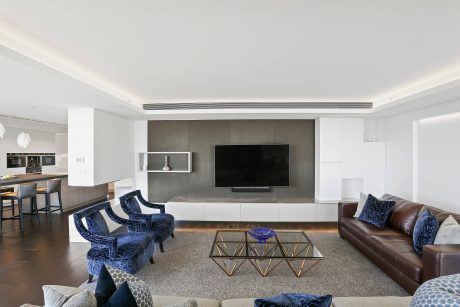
[120,190,175,253]
[73,201,155,283]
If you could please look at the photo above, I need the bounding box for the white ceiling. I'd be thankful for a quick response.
[1,0,460,123]
[0,53,142,124]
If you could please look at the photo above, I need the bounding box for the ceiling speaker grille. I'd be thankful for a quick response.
[143,102,372,111]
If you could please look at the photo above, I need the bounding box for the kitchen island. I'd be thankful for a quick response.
[0,173,108,212]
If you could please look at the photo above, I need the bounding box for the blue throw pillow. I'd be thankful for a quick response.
[254,293,332,307]
[95,265,117,306]
[103,282,138,307]
[413,209,439,255]
[358,194,395,229]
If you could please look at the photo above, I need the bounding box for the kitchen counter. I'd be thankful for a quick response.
[0,173,68,186]
[0,173,108,212]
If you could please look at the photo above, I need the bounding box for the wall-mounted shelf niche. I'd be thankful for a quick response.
[139,152,192,173]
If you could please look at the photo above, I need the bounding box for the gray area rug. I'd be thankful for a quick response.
[83,232,408,300]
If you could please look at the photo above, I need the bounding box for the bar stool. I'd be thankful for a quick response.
[0,183,39,233]
[0,186,15,215]
[37,179,63,215]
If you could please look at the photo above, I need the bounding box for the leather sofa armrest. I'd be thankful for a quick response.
[338,202,358,219]
[423,244,460,282]
[338,202,358,238]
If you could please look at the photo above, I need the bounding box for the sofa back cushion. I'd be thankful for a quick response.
[423,206,460,224]
[382,194,424,236]
[382,194,460,229]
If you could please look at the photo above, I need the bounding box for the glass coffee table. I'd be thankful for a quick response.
[209,230,323,277]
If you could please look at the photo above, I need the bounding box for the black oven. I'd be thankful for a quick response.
[41,154,55,166]
[6,153,26,168]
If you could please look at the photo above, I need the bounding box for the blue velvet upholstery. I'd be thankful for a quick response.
[73,201,155,277]
[254,293,332,307]
[120,190,175,246]
[358,194,395,229]
[86,211,110,236]
[413,209,439,255]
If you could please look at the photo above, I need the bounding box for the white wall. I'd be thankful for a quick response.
[134,120,148,197]
[94,109,134,185]
[416,112,460,212]
[377,99,460,211]
[68,108,134,186]
[68,108,95,185]
[315,117,385,202]
[0,117,66,175]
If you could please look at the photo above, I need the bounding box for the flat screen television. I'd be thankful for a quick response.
[214,144,290,187]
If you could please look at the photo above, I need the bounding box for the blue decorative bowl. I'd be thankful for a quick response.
[248,227,276,243]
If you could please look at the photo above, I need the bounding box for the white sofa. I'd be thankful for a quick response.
[22,294,412,307]
[151,295,412,307]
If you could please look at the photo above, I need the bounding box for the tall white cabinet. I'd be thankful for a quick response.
[315,118,385,202]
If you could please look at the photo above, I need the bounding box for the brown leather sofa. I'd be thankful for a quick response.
[339,194,460,294]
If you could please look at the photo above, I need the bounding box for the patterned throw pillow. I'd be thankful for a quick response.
[96,265,153,307]
[411,273,460,306]
[255,293,332,307]
[43,285,97,307]
[358,194,395,229]
[413,209,439,255]
[353,193,369,218]
[434,215,460,244]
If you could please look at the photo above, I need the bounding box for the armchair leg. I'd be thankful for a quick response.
[171,232,175,238]
[149,256,155,264]
[88,274,94,283]
[159,241,165,253]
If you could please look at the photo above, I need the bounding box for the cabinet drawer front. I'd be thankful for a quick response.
[241,203,278,222]
[166,202,203,221]
[278,203,316,222]
[203,203,240,221]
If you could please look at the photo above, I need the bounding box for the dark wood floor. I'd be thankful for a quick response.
[0,207,337,307]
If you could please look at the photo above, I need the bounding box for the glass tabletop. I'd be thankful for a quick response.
[209,230,323,259]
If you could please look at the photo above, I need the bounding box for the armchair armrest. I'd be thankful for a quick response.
[423,244,460,282]
[105,206,150,231]
[137,194,165,213]
[73,215,118,259]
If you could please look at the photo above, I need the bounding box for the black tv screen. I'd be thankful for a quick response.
[214,144,290,187]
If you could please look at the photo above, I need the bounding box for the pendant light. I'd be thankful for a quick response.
[17,132,31,148]
[0,122,5,138]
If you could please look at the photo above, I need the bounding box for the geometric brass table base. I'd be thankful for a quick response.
[210,230,323,278]
[212,257,321,277]
[211,258,246,276]
[286,259,322,277]
[248,258,284,277]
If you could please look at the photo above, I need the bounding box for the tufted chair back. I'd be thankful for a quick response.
[125,196,142,214]
[85,211,110,236]
[73,201,112,241]
[120,190,144,216]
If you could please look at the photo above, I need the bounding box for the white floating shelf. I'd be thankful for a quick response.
[140,152,192,173]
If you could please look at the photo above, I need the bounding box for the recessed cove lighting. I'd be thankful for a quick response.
[418,112,460,124]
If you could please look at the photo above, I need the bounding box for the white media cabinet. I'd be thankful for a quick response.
[165,196,339,222]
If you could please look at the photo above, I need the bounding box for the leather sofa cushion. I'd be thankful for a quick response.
[367,235,414,265]
[395,251,423,282]
[342,218,402,241]
[381,194,423,236]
